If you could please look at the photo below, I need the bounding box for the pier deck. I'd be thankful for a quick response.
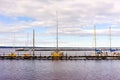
[0,55,120,60]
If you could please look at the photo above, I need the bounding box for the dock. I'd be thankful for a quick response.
[1,55,120,60]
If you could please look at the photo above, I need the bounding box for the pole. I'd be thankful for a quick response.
[33,29,35,57]
[109,26,111,49]
[56,11,59,51]
[94,25,96,54]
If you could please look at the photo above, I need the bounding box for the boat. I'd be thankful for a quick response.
[109,27,118,52]
[51,11,63,60]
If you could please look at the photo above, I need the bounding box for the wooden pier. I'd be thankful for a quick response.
[0,55,120,60]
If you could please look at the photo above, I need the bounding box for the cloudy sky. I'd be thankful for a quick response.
[0,0,120,47]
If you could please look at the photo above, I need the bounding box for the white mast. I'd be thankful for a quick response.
[56,11,59,51]
[94,25,96,53]
[33,29,35,56]
[109,26,112,49]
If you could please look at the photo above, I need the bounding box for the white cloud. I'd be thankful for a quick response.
[0,0,120,24]
[0,0,120,46]
[0,0,120,26]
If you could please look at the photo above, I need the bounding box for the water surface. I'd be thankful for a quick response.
[0,60,120,80]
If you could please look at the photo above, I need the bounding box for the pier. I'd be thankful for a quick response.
[0,54,120,60]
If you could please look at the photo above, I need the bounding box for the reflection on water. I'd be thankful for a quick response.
[0,60,120,80]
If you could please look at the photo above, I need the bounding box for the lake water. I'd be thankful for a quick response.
[0,60,120,80]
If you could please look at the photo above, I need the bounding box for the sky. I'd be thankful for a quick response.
[0,0,120,47]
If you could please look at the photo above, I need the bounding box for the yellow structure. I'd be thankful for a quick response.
[23,53,31,59]
[8,53,17,57]
[23,53,30,57]
[51,50,63,60]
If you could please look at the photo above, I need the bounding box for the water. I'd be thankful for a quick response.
[0,60,120,80]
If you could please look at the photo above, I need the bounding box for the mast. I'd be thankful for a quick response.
[109,26,112,49]
[56,11,59,51]
[94,25,96,53]
[33,29,35,56]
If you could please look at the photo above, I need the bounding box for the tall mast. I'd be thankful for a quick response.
[94,25,96,53]
[56,11,59,51]
[33,29,35,56]
[109,26,111,49]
